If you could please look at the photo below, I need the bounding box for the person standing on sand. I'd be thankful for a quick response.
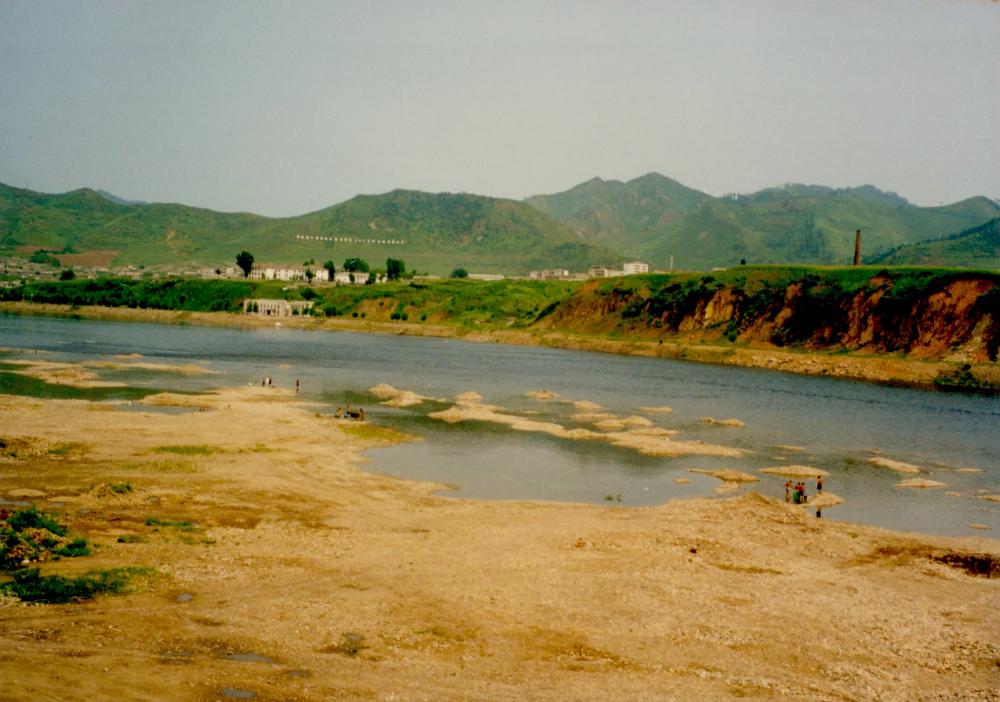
[785,480,792,503]
[800,482,808,504]
[295,379,300,393]
[792,483,801,504]
[817,475,823,493]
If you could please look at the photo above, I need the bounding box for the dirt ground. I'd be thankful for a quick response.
[1,386,998,701]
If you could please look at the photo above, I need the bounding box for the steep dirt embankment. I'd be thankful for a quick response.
[535,271,1000,364]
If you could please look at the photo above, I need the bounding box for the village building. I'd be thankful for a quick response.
[242,299,314,317]
[528,269,571,280]
[331,270,387,285]
[587,265,622,278]
[467,273,505,281]
[248,265,330,282]
[623,261,650,275]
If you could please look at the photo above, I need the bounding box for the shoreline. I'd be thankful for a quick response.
[2,301,999,393]
[1,385,998,699]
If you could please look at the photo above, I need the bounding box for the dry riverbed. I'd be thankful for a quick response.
[1,385,999,701]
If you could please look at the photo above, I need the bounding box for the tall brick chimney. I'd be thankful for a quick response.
[853,229,862,266]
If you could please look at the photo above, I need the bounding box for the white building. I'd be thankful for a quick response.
[248,265,330,282]
[467,273,505,282]
[528,269,571,280]
[332,270,386,285]
[243,299,314,317]
[587,266,622,278]
[623,261,650,275]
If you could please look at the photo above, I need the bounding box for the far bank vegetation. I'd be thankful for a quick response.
[2,267,998,365]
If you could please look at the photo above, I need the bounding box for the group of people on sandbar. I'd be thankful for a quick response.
[334,403,365,421]
[785,476,822,504]
[258,377,301,393]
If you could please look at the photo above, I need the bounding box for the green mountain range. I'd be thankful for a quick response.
[870,217,1000,269]
[526,174,1000,269]
[3,174,999,274]
[0,184,611,275]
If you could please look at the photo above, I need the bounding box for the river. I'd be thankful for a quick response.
[1,314,997,537]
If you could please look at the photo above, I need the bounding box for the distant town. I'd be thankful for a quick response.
[0,251,655,287]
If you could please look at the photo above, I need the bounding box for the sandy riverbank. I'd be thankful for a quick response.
[4,301,998,391]
[1,385,998,700]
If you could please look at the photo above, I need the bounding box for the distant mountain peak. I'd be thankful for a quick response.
[96,189,149,206]
[631,171,669,182]
[844,184,910,207]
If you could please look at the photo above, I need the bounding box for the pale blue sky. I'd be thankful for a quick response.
[1,0,997,215]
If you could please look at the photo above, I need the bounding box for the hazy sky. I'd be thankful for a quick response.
[1,1,997,215]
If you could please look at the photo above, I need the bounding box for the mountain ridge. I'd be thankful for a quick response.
[870,217,1000,268]
[0,182,613,274]
[526,174,1000,269]
[3,175,999,272]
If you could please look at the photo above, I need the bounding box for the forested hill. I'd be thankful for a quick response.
[870,218,1000,269]
[526,174,1000,269]
[0,183,612,275]
[4,177,998,274]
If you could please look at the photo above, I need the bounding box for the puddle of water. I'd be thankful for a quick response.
[0,499,32,509]
[224,652,274,664]
[0,370,159,402]
[220,688,256,699]
[175,593,194,603]
[116,402,199,415]
[159,650,193,665]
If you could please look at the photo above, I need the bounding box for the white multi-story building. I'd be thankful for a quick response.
[242,299,314,317]
[332,270,386,285]
[248,265,330,282]
[587,266,621,278]
[623,261,650,275]
[528,269,571,280]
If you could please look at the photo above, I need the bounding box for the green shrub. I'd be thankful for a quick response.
[116,535,145,544]
[54,537,90,558]
[7,506,67,537]
[145,517,197,531]
[1,566,150,603]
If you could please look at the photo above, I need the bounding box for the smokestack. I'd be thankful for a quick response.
[669,255,674,271]
[853,229,862,266]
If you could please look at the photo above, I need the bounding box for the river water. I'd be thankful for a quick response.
[1,314,997,537]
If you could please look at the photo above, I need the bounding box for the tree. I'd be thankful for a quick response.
[236,251,254,278]
[29,250,60,267]
[305,268,315,283]
[366,271,377,285]
[343,257,369,273]
[59,268,76,281]
[323,260,336,277]
[386,258,405,280]
[451,267,468,278]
